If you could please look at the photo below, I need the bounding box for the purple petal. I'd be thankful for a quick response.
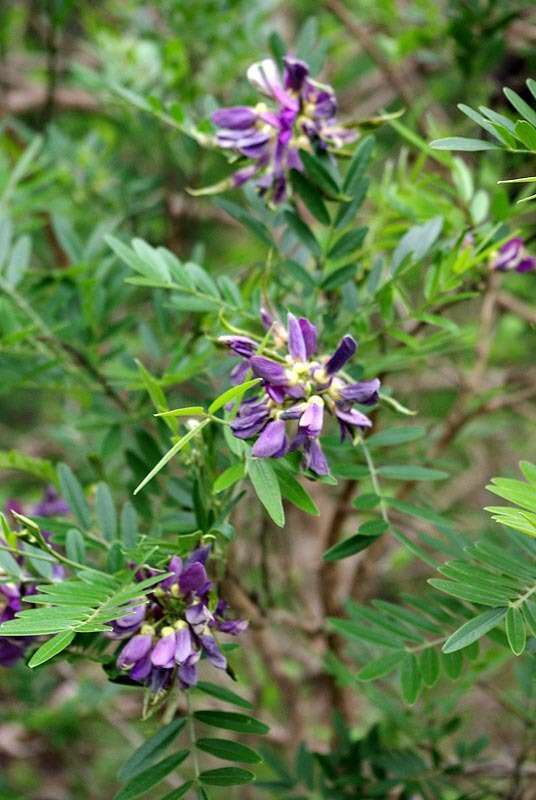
[230,360,251,386]
[335,407,372,429]
[232,165,259,187]
[516,257,536,273]
[219,335,258,358]
[118,634,153,668]
[150,667,173,694]
[151,632,177,668]
[178,652,200,687]
[0,639,26,667]
[298,318,317,358]
[184,546,211,568]
[31,487,69,517]
[249,356,288,386]
[212,106,258,130]
[175,626,194,663]
[283,56,309,91]
[252,420,287,457]
[199,634,227,670]
[287,313,306,360]
[305,440,329,476]
[299,398,324,437]
[115,605,146,630]
[185,602,211,628]
[129,655,152,682]
[325,335,357,375]
[340,378,380,404]
[179,562,210,595]
[217,618,249,635]
[160,556,183,589]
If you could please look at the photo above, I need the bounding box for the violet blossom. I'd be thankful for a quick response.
[491,237,536,273]
[1,488,69,667]
[113,548,247,693]
[210,56,355,204]
[219,310,380,476]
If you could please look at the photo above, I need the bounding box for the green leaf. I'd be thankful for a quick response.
[208,379,261,415]
[352,493,380,511]
[194,711,269,735]
[378,465,448,481]
[273,463,319,515]
[0,450,57,485]
[442,650,463,679]
[356,651,405,681]
[419,647,440,688]
[114,750,189,800]
[320,263,357,290]
[0,572,165,636]
[65,528,86,564]
[155,406,206,419]
[196,681,253,710]
[283,210,321,258]
[118,719,187,782]
[299,150,341,197]
[506,606,526,656]
[342,135,374,193]
[514,120,536,151]
[366,427,425,449]
[400,653,421,704]
[212,462,246,494]
[28,630,75,668]
[199,767,255,786]
[504,87,536,129]
[57,463,91,530]
[290,171,331,224]
[329,618,403,649]
[247,458,285,528]
[5,235,31,288]
[134,419,210,495]
[429,578,509,607]
[323,532,383,562]
[519,461,536,486]
[160,782,195,800]
[215,199,273,247]
[120,502,139,548]
[328,227,367,261]
[96,482,117,541]
[442,607,507,654]
[196,738,262,764]
[429,137,500,151]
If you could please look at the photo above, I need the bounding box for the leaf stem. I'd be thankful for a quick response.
[360,438,390,526]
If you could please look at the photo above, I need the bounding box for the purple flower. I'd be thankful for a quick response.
[492,237,536,273]
[220,310,380,475]
[209,55,356,204]
[113,550,246,695]
[32,487,70,517]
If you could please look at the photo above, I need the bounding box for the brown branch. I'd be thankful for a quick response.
[497,290,536,326]
[0,86,98,116]
[324,0,425,133]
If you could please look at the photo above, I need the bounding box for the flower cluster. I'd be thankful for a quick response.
[491,237,536,273]
[113,547,247,694]
[1,488,68,667]
[220,311,380,475]
[211,56,355,204]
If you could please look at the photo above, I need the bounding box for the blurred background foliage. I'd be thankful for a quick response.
[1,1,536,798]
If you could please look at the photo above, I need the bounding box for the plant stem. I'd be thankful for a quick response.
[187,693,200,783]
